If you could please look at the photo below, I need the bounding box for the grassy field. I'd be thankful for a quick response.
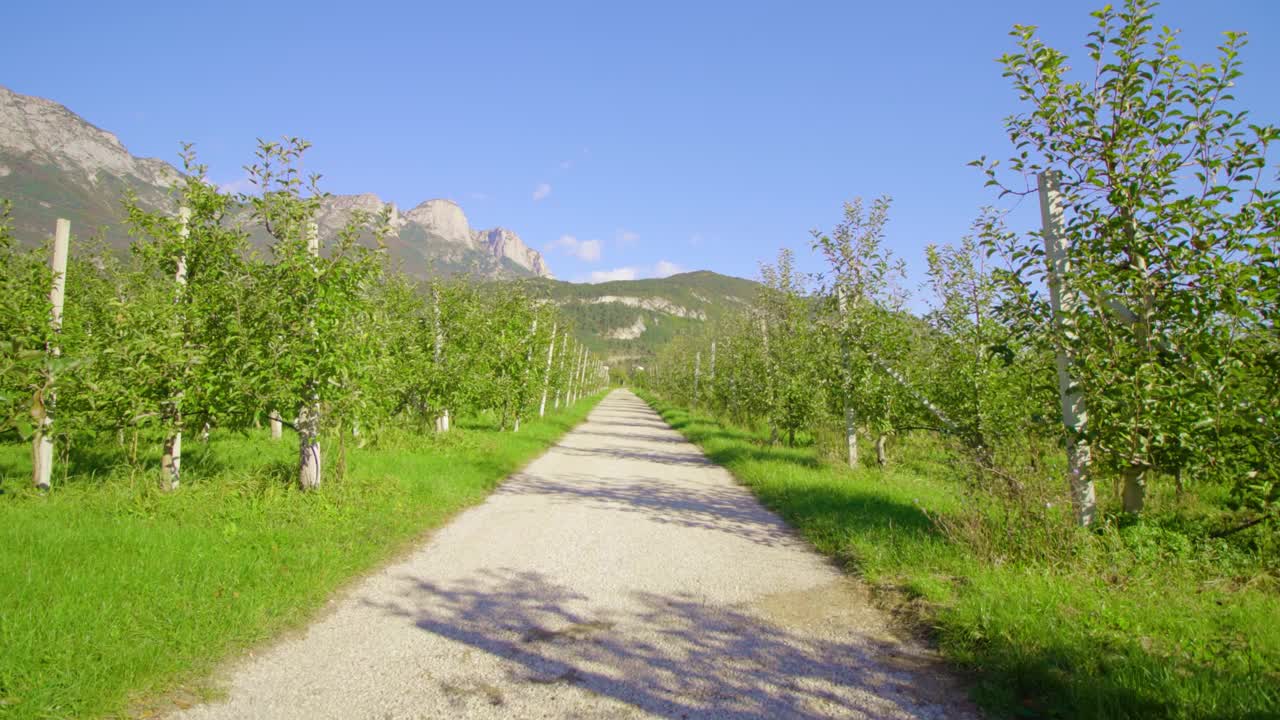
[640,393,1280,720]
[0,395,603,719]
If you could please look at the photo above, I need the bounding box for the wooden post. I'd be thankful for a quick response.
[298,222,322,491]
[1039,171,1096,527]
[33,219,70,491]
[514,317,538,431]
[554,330,568,410]
[161,207,190,490]
[539,321,557,418]
[837,286,858,468]
[708,340,716,405]
[432,286,450,433]
[693,350,702,408]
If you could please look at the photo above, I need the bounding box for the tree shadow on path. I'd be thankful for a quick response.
[364,568,968,720]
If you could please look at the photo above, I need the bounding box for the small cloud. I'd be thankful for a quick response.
[615,228,640,247]
[559,160,573,170]
[547,234,602,262]
[654,260,683,277]
[590,267,637,283]
[217,176,256,196]
[689,233,704,246]
[532,182,552,201]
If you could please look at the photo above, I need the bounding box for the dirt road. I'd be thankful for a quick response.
[175,390,974,719]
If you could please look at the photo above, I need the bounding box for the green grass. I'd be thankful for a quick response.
[0,394,604,719]
[640,393,1280,720]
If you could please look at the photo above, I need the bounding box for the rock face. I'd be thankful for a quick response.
[0,84,553,280]
[585,295,707,320]
[474,227,553,278]
[404,199,473,246]
[605,315,647,340]
[316,195,554,278]
[0,85,178,189]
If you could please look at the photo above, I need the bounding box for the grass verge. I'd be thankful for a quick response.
[639,393,1280,720]
[0,394,605,719]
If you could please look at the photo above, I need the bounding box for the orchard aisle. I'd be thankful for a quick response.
[175,390,974,720]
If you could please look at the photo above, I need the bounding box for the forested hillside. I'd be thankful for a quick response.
[529,271,760,368]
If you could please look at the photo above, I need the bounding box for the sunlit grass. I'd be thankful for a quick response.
[642,393,1280,720]
[0,394,603,719]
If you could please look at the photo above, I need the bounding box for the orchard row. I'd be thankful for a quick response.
[1,139,607,492]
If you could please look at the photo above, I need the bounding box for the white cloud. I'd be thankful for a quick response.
[547,234,602,262]
[532,182,552,201]
[654,260,683,277]
[217,176,256,196]
[589,267,638,283]
[615,228,640,247]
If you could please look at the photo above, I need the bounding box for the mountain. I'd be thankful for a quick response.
[530,270,762,367]
[0,85,552,279]
[0,85,765,362]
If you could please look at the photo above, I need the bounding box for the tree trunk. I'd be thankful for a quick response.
[1038,171,1097,526]
[1122,466,1146,514]
[693,350,702,408]
[539,321,557,417]
[844,408,859,468]
[297,403,321,491]
[270,411,283,440]
[33,218,70,491]
[431,286,449,432]
[161,206,191,491]
[836,286,858,469]
[298,222,322,491]
[876,433,888,468]
[708,340,716,404]
[161,432,182,491]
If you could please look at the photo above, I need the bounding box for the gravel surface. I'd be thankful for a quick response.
[173,390,977,719]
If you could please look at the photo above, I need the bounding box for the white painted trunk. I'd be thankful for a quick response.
[297,404,321,491]
[876,433,888,468]
[708,340,716,403]
[1039,171,1096,527]
[162,206,191,491]
[693,351,702,407]
[270,412,283,440]
[161,433,182,491]
[33,218,69,491]
[539,321,557,417]
[845,407,858,468]
[297,222,322,491]
[837,286,857,469]
[431,287,450,433]
[515,318,538,431]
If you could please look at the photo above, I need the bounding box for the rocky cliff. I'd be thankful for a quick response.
[0,85,552,280]
[318,194,553,278]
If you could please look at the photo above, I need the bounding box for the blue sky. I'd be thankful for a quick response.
[4,1,1278,292]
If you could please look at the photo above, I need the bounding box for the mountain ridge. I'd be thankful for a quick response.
[0,85,552,280]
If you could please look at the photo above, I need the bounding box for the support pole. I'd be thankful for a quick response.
[33,219,69,491]
[539,321,557,418]
[298,222,322,491]
[161,207,190,490]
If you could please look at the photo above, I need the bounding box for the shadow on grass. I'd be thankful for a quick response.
[638,395,1280,720]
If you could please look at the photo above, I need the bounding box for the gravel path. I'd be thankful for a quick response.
[175,390,976,719]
